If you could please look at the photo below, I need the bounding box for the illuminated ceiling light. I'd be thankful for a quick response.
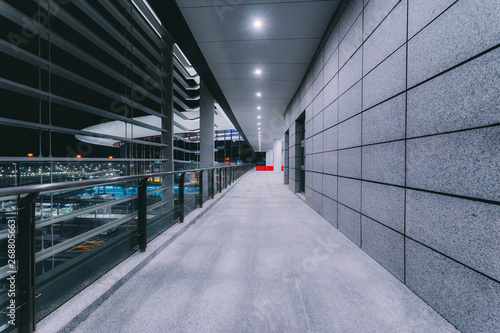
[258,116,261,119]
[257,106,261,110]
[256,92,261,97]
[253,19,262,29]
[258,128,261,130]
[254,69,262,76]
[258,123,261,125]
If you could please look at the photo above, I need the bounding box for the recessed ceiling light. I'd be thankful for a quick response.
[254,69,262,76]
[257,106,261,110]
[258,128,261,130]
[258,123,261,125]
[256,92,261,97]
[258,116,261,119]
[253,19,262,29]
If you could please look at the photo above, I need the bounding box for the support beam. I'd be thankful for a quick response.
[273,139,282,173]
[160,30,174,213]
[18,192,38,333]
[200,80,215,166]
[138,178,147,252]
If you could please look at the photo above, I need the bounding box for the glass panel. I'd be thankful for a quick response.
[202,171,210,203]
[0,163,17,188]
[32,180,141,319]
[183,171,198,216]
[146,173,176,240]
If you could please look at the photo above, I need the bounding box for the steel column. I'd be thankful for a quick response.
[178,172,185,222]
[198,170,203,208]
[138,178,147,252]
[210,169,215,199]
[18,192,38,333]
[218,168,222,193]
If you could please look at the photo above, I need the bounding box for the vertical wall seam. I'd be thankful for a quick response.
[403,0,409,285]
[336,13,341,229]
[360,2,364,249]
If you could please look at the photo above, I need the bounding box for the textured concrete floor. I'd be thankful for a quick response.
[69,171,458,333]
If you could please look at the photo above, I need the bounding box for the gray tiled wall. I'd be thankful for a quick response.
[283,0,500,332]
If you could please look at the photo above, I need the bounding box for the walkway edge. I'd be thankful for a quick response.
[36,171,251,333]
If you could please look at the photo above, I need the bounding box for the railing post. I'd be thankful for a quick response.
[178,172,185,222]
[223,168,226,190]
[198,170,203,208]
[138,178,147,253]
[218,168,222,193]
[210,169,215,199]
[18,192,38,333]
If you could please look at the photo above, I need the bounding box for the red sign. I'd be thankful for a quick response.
[256,166,274,171]
[281,166,284,171]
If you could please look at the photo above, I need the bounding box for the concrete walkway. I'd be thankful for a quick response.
[68,171,458,333]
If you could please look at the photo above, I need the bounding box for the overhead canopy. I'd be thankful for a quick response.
[148,0,340,151]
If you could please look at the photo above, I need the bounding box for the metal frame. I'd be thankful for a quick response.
[198,170,203,208]
[18,193,38,333]
[178,172,185,223]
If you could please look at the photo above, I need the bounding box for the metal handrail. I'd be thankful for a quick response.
[0,165,237,198]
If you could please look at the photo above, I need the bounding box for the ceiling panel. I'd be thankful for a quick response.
[208,63,308,82]
[177,0,331,7]
[218,79,300,93]
[224,90,296,99]
[198,39,320,68]
[178,1,341,41]
[175,0,340,152]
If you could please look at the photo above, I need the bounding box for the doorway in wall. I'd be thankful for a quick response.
[284,130,289,184]
[297,112,306,193]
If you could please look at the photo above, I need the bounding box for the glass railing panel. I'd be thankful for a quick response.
[202,171,210,203]
[15,161,47,186]
[215,169,221,193]
[47,161,127,183]
[145,174,177,240]
[28,180,139,320]
[183,171,198,216]
[0,163,17,188]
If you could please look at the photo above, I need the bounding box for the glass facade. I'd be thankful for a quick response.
[0,0,204,164]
